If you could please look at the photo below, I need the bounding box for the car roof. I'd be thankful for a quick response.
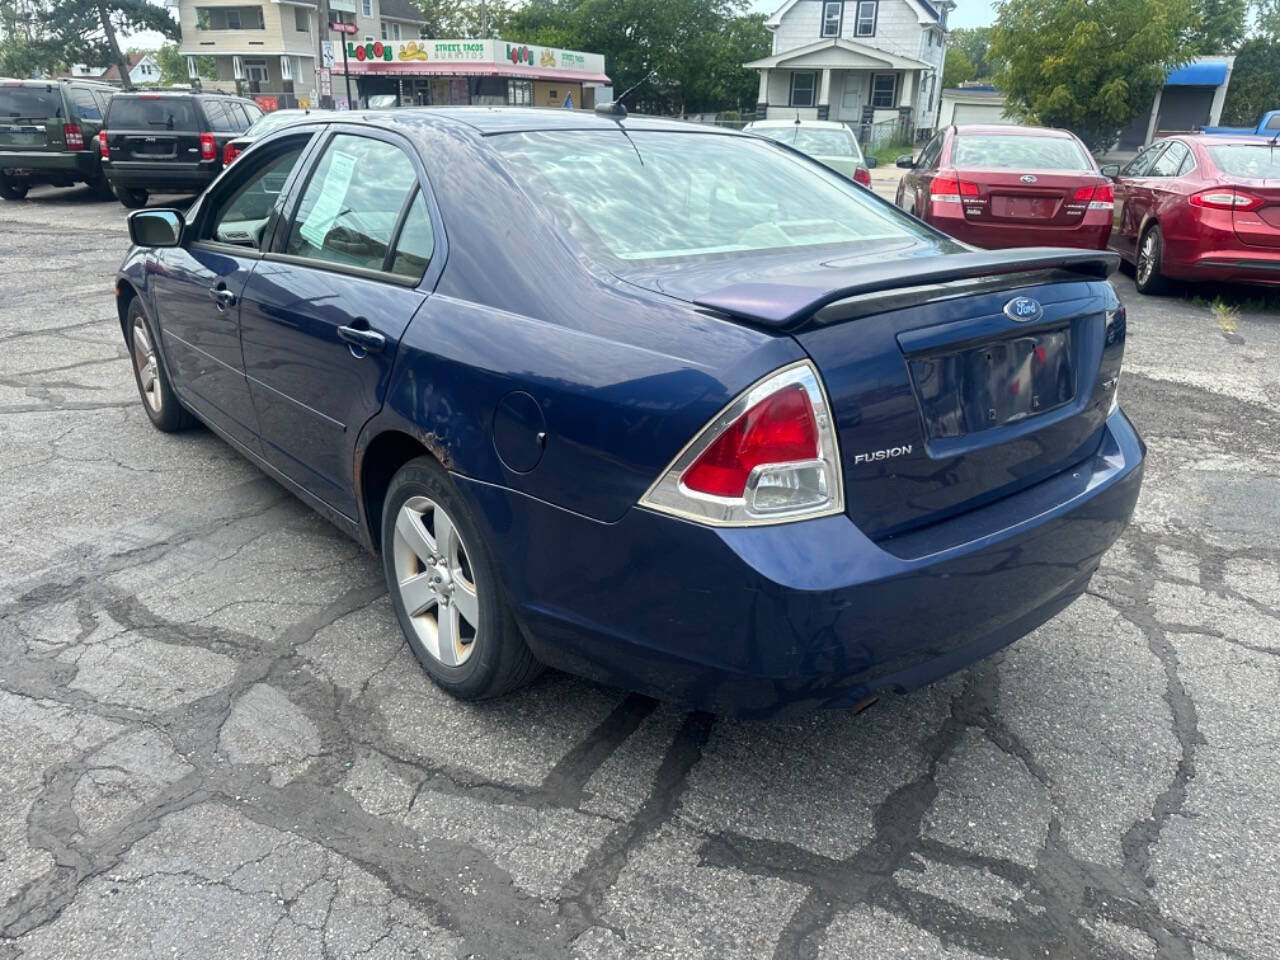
[746,119,849,131]
[335,106,739,137]
[951,125,1076,138]
[1181,134,1277,145]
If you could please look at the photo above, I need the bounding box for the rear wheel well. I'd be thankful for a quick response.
[362,431,435,553]
[116,280,139,339]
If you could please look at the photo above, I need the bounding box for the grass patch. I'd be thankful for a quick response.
[867,140,915,167]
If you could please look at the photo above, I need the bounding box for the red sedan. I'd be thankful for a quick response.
[895,125,1113,250]
[1102,136,1280,294]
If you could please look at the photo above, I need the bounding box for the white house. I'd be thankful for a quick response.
[746,0,954,138]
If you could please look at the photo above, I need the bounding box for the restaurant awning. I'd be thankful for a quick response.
[334,61,610,83]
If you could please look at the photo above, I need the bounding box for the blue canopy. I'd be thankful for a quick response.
[1166,60,1230,86]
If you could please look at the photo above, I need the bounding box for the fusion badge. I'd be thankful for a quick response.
[853,445,912,465]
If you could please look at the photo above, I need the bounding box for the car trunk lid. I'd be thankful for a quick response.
[954,169,1111,226]
[1232,181,1280,248]
[618,245,1123,538]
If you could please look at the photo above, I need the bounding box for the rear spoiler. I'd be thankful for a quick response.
[693,248,1120,330]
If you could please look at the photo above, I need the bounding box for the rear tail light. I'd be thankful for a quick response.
[1068,182,1114,210]
[853,166,871,187]
[1190,188,1263,211]
[223,141,241,166]
[200,132,217,162]
[63,124,85,150]
[930,175,979,203]
[97,130,109,159]
[639,362,843,526]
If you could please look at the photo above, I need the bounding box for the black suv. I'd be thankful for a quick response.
[0,78,116,200]
[101,91,263,207]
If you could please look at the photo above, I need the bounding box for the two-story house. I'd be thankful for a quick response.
[177,0,424,107]
[746,0,954,139]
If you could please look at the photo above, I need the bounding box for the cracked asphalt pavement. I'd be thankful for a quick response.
[2,184,1279,960]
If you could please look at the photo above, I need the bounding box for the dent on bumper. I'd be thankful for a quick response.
[458,410,1144,714]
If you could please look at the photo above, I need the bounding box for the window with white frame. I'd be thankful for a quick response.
[380,20,387,38]
[854,1,877,36]
[870,73,896,108]
[361,0,372,16]
[821,2,842,37]
[790,71,817,107]
[393,21,401,39]
[244,58,269,83]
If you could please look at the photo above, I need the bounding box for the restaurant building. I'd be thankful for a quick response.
[328,38,610,109]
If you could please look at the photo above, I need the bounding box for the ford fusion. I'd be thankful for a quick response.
[115,107,1144,714]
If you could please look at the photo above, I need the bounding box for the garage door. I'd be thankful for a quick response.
[952,103,1011,124]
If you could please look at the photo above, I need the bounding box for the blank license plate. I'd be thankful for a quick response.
[993,196,1054,220]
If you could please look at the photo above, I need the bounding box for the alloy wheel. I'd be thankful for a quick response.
[392,495,480,667]
[131,316,162,413]
[1137,232,1156,285]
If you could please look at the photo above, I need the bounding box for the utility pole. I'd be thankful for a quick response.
[317,0,328,107]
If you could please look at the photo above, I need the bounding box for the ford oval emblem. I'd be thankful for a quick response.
[1020,174,1037,184]
[1004,297,1043,323]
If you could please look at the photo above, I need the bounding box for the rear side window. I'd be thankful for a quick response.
[0,87,63,120]
[1148,141,1188,177]
[67,88,103,122]
[107,97,198,130]
[285,134,423,274]
[389,190,435,277]
[202,100,236,132]
[952,134,1091,171]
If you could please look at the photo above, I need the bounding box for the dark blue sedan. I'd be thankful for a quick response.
[115,107,1144,714]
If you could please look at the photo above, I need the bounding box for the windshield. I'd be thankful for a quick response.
[107,98,198,130]
[0,87,62,120]
[1207,144,1280,178]
[752,125,861,159]
[497,130,924,263]
[953,134,1092,171]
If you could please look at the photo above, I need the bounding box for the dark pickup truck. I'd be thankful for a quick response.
[0,78,116,200]
[100,91,262,207]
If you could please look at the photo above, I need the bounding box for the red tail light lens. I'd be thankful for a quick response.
[1070,185,1094,202]
[1069,183,1114,208]
[223,141,241,166]
[853,166,871,187]
[930,175,979,201]
[1091,183,1114,204]
[97,130,109,159]
[63,124,85,150]
[682,386,818,498]
[639,363,844,525]
[200,132,217,162]
[1190,188,1263,211]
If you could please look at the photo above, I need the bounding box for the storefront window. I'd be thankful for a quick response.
[508,80,532,106]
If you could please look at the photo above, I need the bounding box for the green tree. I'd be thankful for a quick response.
[15,0,178,89]
[990,0,1197,152]
[1255,0,1280,40]
[1220,37,1280,125]
[940,46,976,89]
[1190,0,1247,53]
[152,41,214,86]
[0,0,60,76]
[947,26,993,78]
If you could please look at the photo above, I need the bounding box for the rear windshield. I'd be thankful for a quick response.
[496,130,926,263]
[107,97,198,130]
[952,134,1091,171]
[754,126,860,159]
[0,87,63,120]
[1207,144,1280,179]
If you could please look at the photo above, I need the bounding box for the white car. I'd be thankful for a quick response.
[742,118,875,186]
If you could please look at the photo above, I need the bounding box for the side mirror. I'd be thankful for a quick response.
[1100,163,1121,179]
[895,154,917,169]
[128,209,184,248]
[865,155,878,169]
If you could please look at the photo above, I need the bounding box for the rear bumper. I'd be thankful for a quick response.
[458,409,1145,715]
[929,206,1112,250]
[1162,215,1280,285]
[0,150,98,181]
[105,162,219,191]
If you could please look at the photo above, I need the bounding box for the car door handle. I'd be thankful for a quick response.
[337,324,385,355]
[208,284,236,309]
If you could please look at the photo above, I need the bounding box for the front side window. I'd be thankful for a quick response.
[790,72,816,107]
[870,73,896,108]
[207,141,308,248]
[855,1,877,36]
[821,2,842,37]
[496,130,933,264]
[286,134,424,275]
[952,134,1091,170]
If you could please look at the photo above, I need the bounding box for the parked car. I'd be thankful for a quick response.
[0,77,116,200]
[99,90,263,208]
[116,107,1143,714]
[895,125,1114,250]
[743,118,875,186]
[1100,136,1280,293]
[1200,110,1280,137]
[222,108,335,166]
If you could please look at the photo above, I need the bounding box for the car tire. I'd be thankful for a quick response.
[88,172,115,200]
[382,456,543,700]
[126,298,197,432]
[115,185,148,209]
[1135,224,1169,295]
[0,176,29,201]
